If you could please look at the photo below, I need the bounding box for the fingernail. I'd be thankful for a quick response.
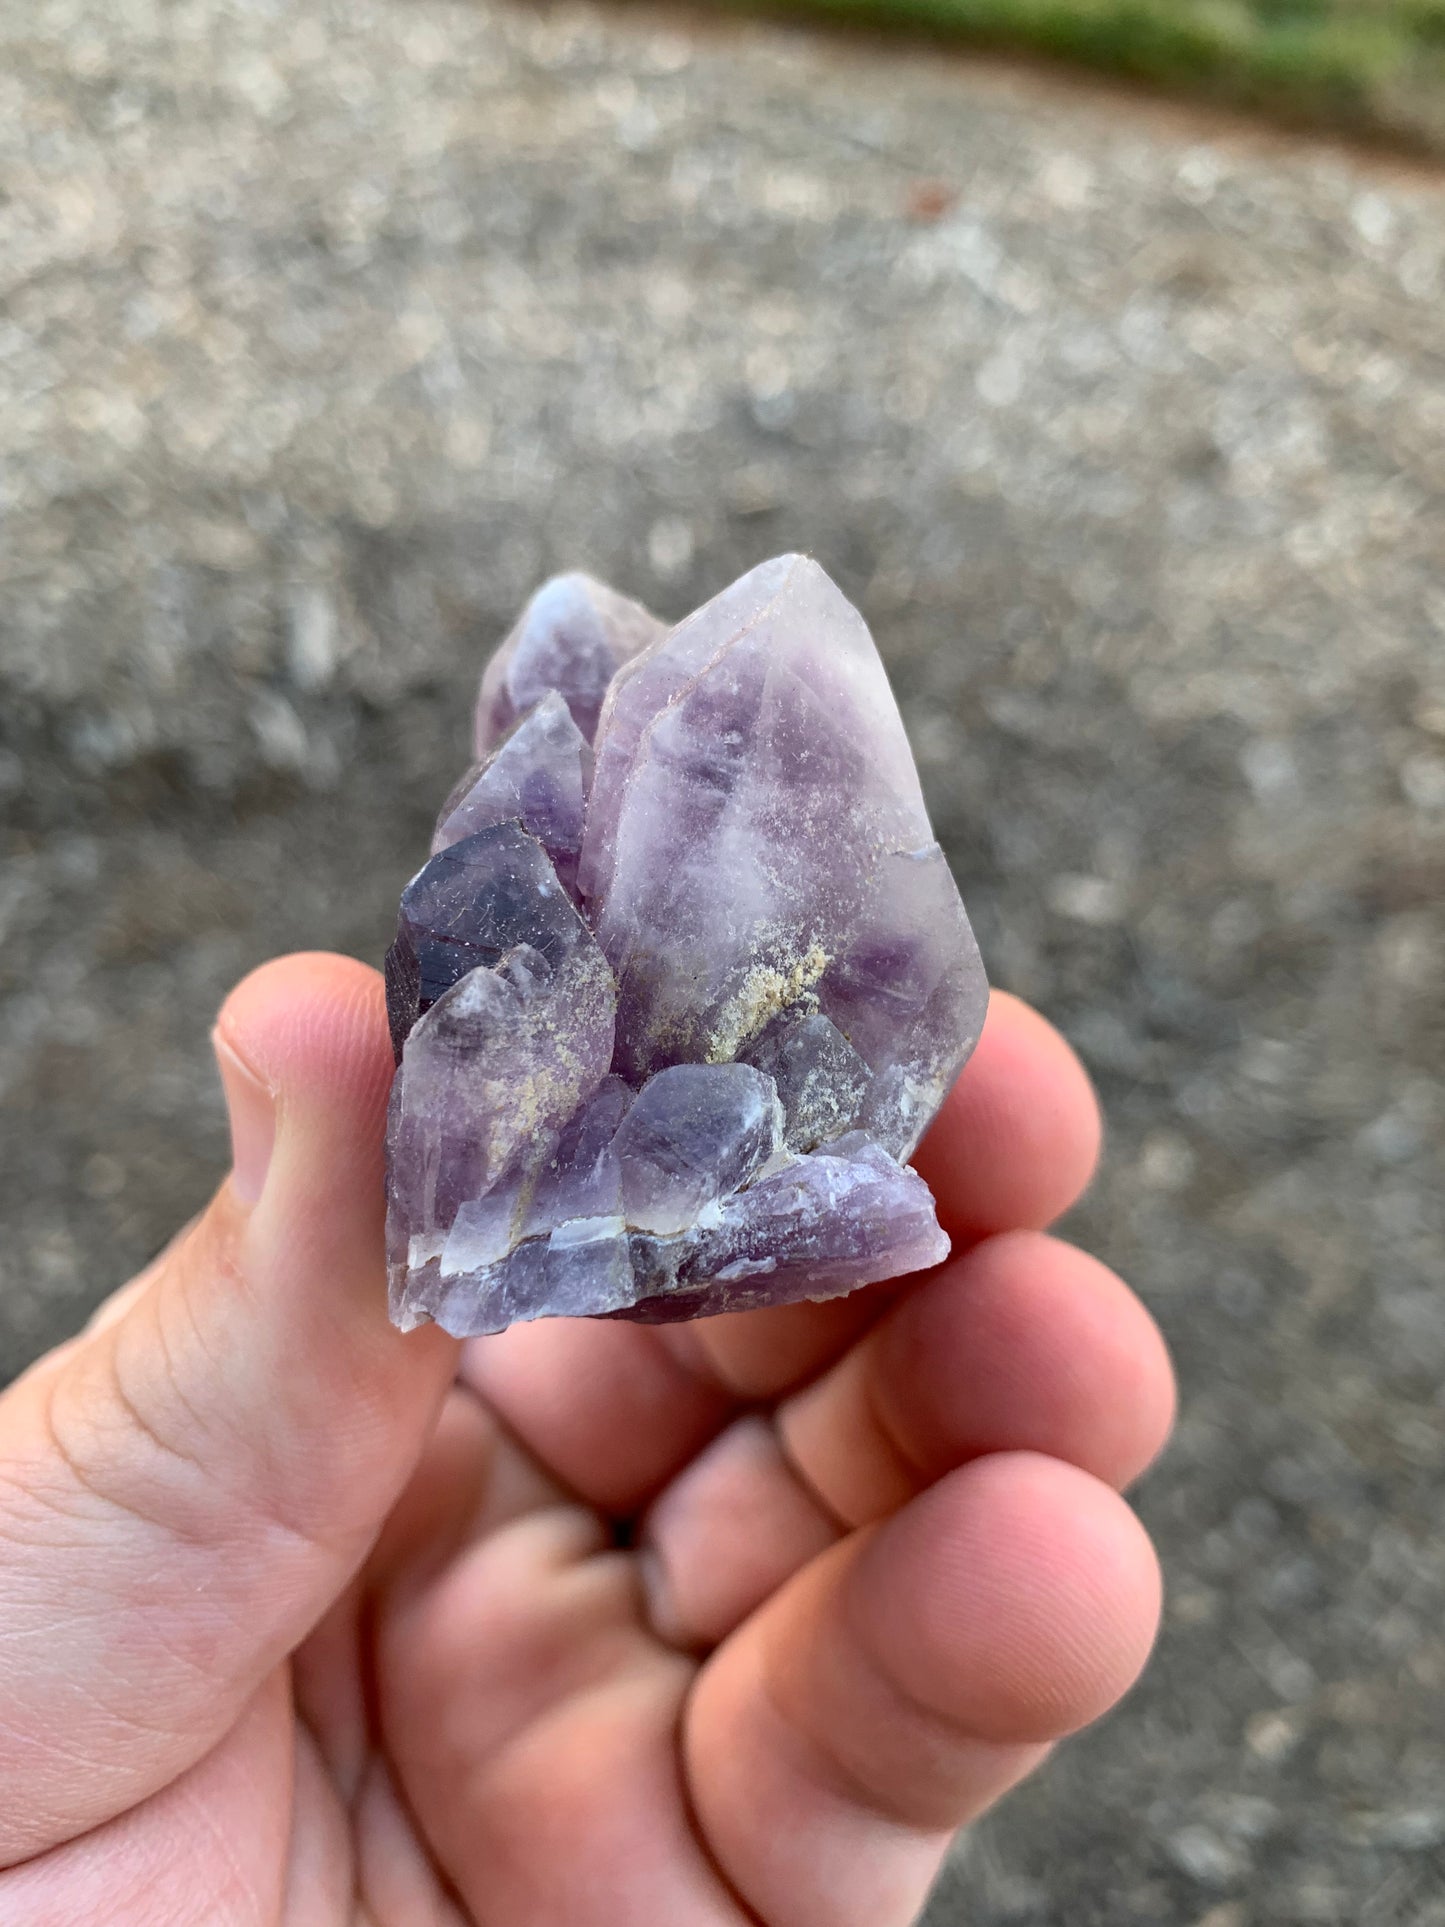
[213,1032,276,1206]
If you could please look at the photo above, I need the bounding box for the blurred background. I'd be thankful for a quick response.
[2,1,1444,1921]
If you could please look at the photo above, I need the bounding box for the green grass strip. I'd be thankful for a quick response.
[725,0,1445,153]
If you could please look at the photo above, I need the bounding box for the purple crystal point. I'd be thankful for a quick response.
[433,692,591,896]
[474,573,666,756]
[740,1012,870,1152]
[524,1075,634,1232]
[622,1133,949,1325]
[384,822,597,1061]
[385,855,616,1332]
[612,1063,784,1235]
[385,556,989,1337]
[577,553,797,909]
[583,555,987,1157]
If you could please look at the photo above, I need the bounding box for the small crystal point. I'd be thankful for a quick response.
[384,859,616,1329]
[741,1012,870,1152]
[524,1075,634,1232]
[384,821,598,1061]
[474,573,666,756]
[385,557,988,1336]
[433,692,592,896]
[618,1132,950,1325]
[612,1062,785,1235]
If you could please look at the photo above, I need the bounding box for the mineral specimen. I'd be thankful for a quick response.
[386,555,988,1337]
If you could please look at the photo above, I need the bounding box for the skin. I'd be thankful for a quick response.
[0,954,1174,1926]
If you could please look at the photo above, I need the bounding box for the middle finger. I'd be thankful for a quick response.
[640,1231,1174,1648]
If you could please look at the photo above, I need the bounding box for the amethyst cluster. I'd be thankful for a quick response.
[384,557,988,1337]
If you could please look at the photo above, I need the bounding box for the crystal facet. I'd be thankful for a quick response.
[386,555,988,1336]
[740,1012,871,1153]
[434,691,591,896]
[384,822,600,1062]
[612,1062,785,1236]
[473,572,666,756]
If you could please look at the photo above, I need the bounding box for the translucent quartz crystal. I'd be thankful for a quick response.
[433,692,591,896]
[740,1013,870,1153]
[386,557,989,1336]
[612,1063,784,1235]
[473,572,666,755]
[581,555,981,1157]
[383,822,600,1061]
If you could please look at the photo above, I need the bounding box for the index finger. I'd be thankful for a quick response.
[911,988,1102,1244]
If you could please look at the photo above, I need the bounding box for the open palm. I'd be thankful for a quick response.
[0,955,1171,1925]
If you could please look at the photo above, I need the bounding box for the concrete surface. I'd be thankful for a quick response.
[1,1,1443,1919]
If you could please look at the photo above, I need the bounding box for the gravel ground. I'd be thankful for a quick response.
[2,3,1444,1920]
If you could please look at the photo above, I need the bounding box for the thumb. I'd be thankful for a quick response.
[0,952,456,1868]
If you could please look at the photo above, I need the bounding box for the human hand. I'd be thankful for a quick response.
[0,953,1172,1925]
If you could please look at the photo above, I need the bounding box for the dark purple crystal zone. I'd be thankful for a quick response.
[384,827,584,1062]
[384,557,988,1337]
